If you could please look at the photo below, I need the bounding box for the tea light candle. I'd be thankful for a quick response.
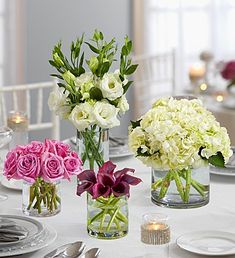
[141,213,170,245]
[7,111,28,132]
[213,90,228,103]
[7,111,28,147]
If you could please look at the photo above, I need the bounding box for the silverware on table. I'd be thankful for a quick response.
[80,248,100,258]
[44,241,85,258]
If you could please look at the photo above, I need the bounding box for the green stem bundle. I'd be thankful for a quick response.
[27,177,61,214]
[87,195,128,233]
[151,168,208,203]
[79,125,105,170]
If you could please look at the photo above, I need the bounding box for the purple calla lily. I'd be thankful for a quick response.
[77,180,94,196]
[98,161,116,175]
[112,181,130,197]
[76,161,141,199]
[77,169,96,183]
[121,174,142,185]
[93,183,111,199]
[97,173,115,187]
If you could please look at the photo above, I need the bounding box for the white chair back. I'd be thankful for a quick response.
[0,81,60,140]
[132,50,176,118]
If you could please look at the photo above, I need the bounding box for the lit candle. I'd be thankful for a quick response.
[141,214,170,245]
[189,64,205,82]
[213,90,228,103]
[7,111,28,132]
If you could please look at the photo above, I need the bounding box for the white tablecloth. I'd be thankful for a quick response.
[1,156,235,258]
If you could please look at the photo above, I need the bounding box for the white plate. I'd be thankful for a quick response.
[109,146,133,159]
[0,215,44,247]
[177,230,235,256]
[1,178,22,191]
[0,224,56,257]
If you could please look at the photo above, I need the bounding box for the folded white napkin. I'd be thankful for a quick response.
[0,218,28,243]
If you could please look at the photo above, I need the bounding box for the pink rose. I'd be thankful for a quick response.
[54,142,70,158]
[42,153,65,182]
[4,150,21,180]
[44,139,57,154]
[221,61,235,80]
[64,156,83,179]
[17,154,40,183]
[25,141,44,157]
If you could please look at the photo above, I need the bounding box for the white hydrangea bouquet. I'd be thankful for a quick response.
[129,97,232,206]
[48,30,137,169]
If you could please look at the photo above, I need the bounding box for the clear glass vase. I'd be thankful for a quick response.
[76,125,109,170]
[87,193,128,239]
[151,166,210,208]
[22,178,61,217]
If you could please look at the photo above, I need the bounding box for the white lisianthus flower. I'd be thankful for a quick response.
[100,72,123,101]
[48,87,70,119]
[68,102,94,131]
[117,95,129,114]
[75,72,95,100]
[92,102,120,129]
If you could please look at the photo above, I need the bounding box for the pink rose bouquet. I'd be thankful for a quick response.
[220,60,235,90]
[4,139,83,215]
[77,161,141,238]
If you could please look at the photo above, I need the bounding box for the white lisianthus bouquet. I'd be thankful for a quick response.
[49,30,138,169]
[129,97,232,203]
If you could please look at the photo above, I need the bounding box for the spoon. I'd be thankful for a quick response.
[53,241,86,258]
[80,248,100,258]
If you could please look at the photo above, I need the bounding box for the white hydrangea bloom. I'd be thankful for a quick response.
[129,97,233,170]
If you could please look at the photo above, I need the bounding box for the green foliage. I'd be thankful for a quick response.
[49,29,138,105]
[131,119,141,129]
[208,152,225,168]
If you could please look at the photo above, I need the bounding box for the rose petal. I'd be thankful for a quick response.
[97,173,115,187]
[92,183,111,199]
[121,174,142,185]
[112,182,130,197]
[77,181,94,196]
[77,170,96,183]
[98,161,116,175]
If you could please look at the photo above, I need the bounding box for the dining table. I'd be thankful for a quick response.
[1,154,235,258]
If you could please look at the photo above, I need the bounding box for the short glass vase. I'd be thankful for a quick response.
[87,193,128,239]
[151,165,209,209]
[22,178,61,217]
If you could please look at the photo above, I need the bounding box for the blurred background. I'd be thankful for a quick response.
[0,0,235,141]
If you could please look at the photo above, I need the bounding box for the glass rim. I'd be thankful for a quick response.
[142,213,169,223]
[0,126,13,135]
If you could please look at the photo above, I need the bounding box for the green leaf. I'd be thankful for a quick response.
[49,60,57,68]
[123,81,133,94]
[131,119,141,129]
[208,152,225,167]
[89,87,103,101]
[57,83,66,88]
[125,64,138,75]
[121,45,128,56]
[136,147,149,157]
[85,42,100,54]
[50,74,63,80]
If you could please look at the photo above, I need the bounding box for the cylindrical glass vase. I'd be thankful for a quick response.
[76,125,109,171]
[87,193,128,239]
[151,166,209,208]
[22,178,61,217]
